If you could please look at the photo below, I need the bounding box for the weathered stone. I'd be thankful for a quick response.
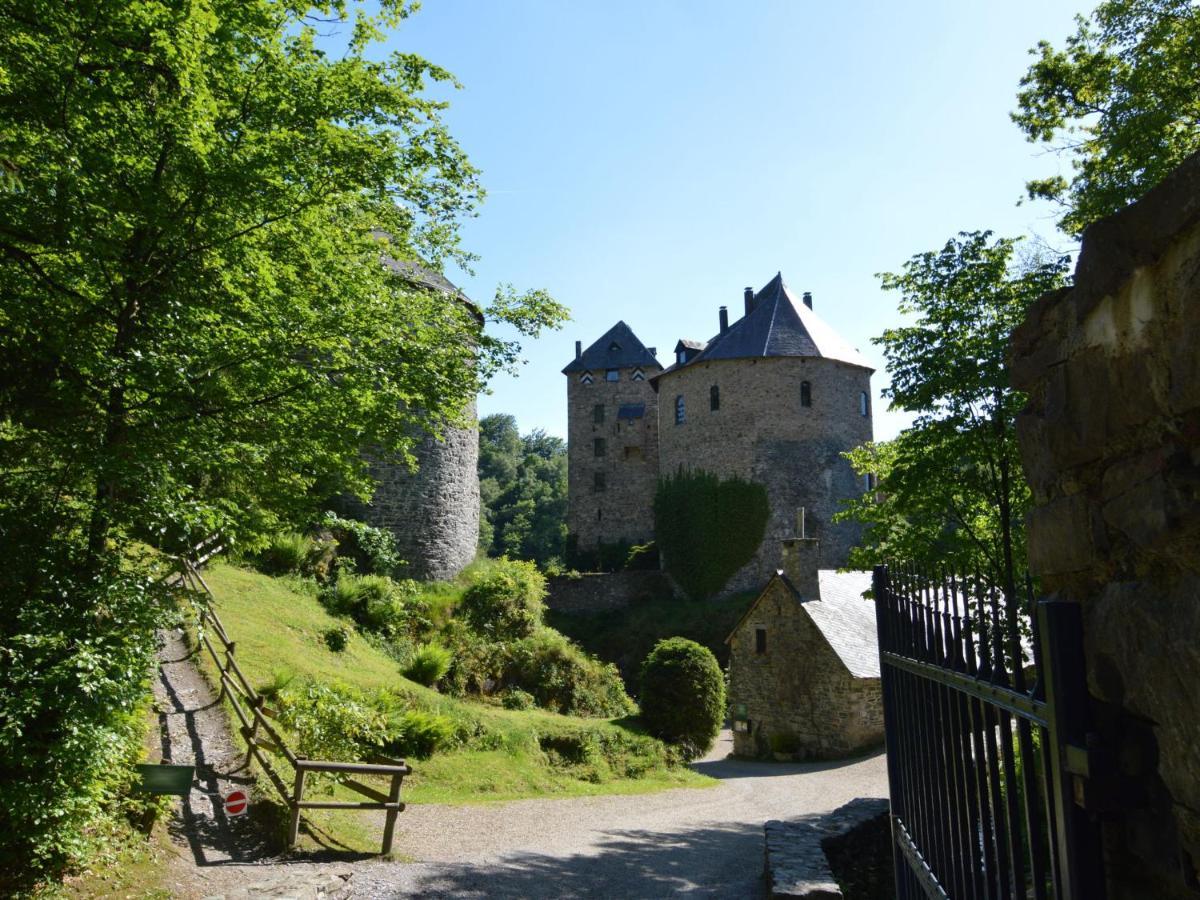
[764,798,891,899]
[545,570,674,613]
[1011,148,1200,897]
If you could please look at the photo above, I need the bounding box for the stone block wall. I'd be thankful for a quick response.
[728,579,883,759]
[545,570,674,613]
[656,356,873,582]
[344,399,480,582]
[1010,149,1200,899]
[566,364,661,549]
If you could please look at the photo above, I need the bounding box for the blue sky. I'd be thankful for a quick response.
[381,1,1090,441]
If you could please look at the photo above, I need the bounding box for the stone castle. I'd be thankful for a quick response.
[563,273,875,589]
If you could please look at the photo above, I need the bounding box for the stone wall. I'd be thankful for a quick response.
[656,356,873,583]
[728,578,883,759]
[566,364,661,549]
[1010,149,1200,899]
[545,570,674,613]
[345,398,480,582]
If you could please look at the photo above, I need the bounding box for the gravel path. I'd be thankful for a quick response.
[155,630,887,898]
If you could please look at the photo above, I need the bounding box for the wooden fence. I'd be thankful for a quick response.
[176,557,412,855]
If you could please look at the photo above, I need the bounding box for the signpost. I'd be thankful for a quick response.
[224,789,249,816]
[134,763,195,796]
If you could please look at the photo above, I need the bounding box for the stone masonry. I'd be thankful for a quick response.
[1010,148,1200,898]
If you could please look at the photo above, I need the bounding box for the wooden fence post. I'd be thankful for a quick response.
[381,769,404,856]
[288,759,307,849]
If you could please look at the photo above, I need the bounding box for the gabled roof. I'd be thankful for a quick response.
[563,321,661,374]
[727,569,879,679]
[654,274,873,381]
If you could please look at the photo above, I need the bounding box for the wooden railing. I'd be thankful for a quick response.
[176,556,412,855]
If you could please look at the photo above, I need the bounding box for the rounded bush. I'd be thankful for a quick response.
[404,642,453,687]
[323,626,350,653]
[458,558,546,641]
[504,629,633,717]
[638,637,725,760]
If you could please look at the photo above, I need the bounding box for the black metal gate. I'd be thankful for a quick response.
[873,564,1105,900]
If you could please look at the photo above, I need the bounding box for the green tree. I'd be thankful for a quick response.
[837,232,1068,594]
[1013,0,1200,235]
[0,0,565,880]
[478,414,568,566]
[638,637,725,761]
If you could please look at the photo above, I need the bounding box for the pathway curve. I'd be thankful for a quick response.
[155,628,887,898]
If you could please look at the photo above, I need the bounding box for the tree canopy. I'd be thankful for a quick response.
[0,0,564,879]
[1013,0,1200,235]
[837,232,1069,591]
[478,414,568,567]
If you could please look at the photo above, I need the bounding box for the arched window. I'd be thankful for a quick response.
[710,384,720,411]
[675,394,686,425]
[860,391,869,417]
[800,381,812,408]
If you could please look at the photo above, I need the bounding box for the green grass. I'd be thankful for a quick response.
[547,590,759,687]
[197,562,714,853]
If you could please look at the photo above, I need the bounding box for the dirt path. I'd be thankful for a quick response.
[155,629,887,898]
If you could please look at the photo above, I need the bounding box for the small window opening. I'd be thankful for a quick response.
[800,381,812,408]
[580,371,594,385]
[674,394,686,425]
[676,350,686,365]
[710,384,720,411]
[624,445,643,461]
[593,471,606,492]
[631,367,645,382]
[593,404,605,424]
[593,437,606,456]
[860,391,869,417]
[605,369,619,382]
[609,341,621,352]
[755,627,767,654]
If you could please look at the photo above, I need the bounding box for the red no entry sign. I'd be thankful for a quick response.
[224,789,248,816]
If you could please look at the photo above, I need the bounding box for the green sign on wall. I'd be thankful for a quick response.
[135,763,194,796]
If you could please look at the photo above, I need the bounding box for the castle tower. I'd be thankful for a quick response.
[562,322,662,554]
[652,273,874,584]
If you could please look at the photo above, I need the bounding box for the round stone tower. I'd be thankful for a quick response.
[652,274,874,585]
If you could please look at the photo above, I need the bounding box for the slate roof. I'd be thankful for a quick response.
[563,321,661,374]
[654,273,873,380]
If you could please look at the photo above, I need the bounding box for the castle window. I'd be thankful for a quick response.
[609,341,621,352]
[605,368,619,382]
[593,471,606,492]
[674,394,686,425]
[593,404,605,424]
[860,391,869,417]
[710,384,720,411]
[755,627,767,654]
[631,367,645,382]
[624,446,643,461]
[594,437,606,457]
[800,381,812,408]
[580,370,594,385]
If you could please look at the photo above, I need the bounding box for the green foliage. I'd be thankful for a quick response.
[323,626,351,654]
[638,638,726,761]
[654,470,769,599]
[624,541,660,571]
[478,415,568,566]
[381,709,457,760]
[501,688,536,710]
[836,232,1068,589]
[258,532,316,576]
[276,679,392,764]
[769,731,801,756]
[403,643,453,687]
[504,629,635,718]
[1013,0,1200,235]
[457,558,547,641]
[321,512,402,577]
[322,572,414,636]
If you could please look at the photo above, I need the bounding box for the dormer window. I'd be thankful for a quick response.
[631,367,645,382]
[800,381,812,408]
[580,370,594,385]
[605,369,619,382]
[676,350,686,365]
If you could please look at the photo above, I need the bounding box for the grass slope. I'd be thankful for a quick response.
[197,563,712,852]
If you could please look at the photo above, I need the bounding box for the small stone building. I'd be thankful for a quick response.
[726,533,882,759]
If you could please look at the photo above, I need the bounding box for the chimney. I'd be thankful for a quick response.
[743,286,755,316]
[802,291,813,309]
[575,340,581,360]
[719,306,729,333]
[779,506,821,599]
[647,346,656,357]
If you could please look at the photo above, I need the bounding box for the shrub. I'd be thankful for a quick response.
[258,531,315,575]
[276,679,389,762]
[654,469,769,598]
[501,688,536,710]
[624,541,659,571]
[404,643,453,687]
[504,629,634,717]
[322,511,401,576]
[322,573,411,635]
[381,709,456,759]
[324,626,350,653]
[638,637,725,760]
[458,558,546,640]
